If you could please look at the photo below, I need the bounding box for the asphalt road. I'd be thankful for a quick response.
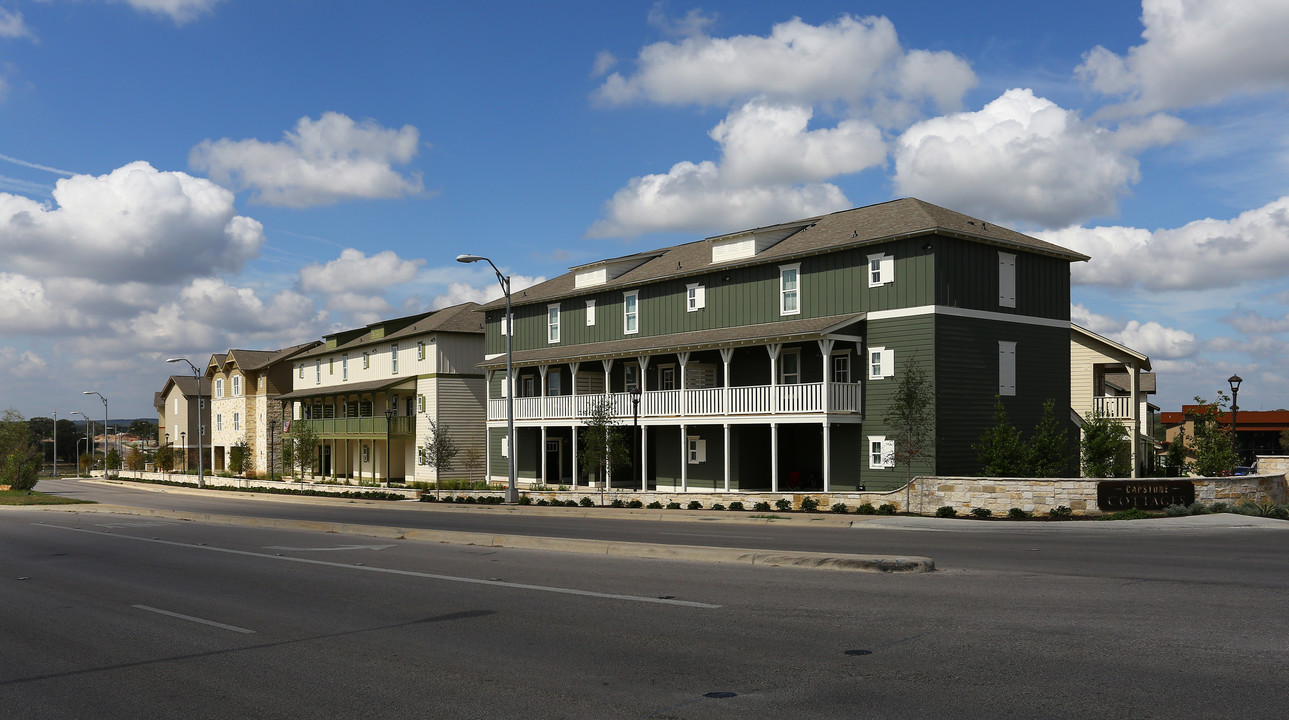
[1,479,1287,718]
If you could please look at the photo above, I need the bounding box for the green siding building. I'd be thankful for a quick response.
[478,198,1086,492]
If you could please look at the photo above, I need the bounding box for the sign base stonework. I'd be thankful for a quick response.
[1097,480,1195,511]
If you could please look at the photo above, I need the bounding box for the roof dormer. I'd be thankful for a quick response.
[572,251,664,289]
[708,219,813,264]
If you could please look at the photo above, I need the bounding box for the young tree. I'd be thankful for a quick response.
[105,447,122,472]
[126,447,145,472]
[1027,399,1072,477]
[1,408,41,491]
[1165,429,1188,476]
[155,445,176,473]
[1080,408,1131,478]
[883,357,935,484]
[419,420,461,496]
[289,421,320,479]
[458,446,485,484]
[280,435,296,479]
[974,397,1026,476]
[1191,395,1238,476]
[128,419,156,438]
[228,441,250,475]
[579,396,629,491]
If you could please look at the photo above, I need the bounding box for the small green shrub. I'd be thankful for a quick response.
[1164,503,1190,517]
[1188,502,1210,515]
[857,503,876,515]
[1236,499,1279,517]
[557,485,568,491]
[420,494,436,502]
[753,501,771,512]
[728,501,745,511]
[646,500,663,509]
[1048,505,1073,519]
[518,495,532,505]
[830,503,849,514]
[1270,506,1289,520]
[667,501,682,510]
[711,503,725,511]
[610,499,626,508]
[774,498,792,511]
[687,500,703,510]
[1007,507,1030,519]
[800,497,819,512]
[626,499,644,509]
[579,497,594,507]
[877,503,897,515]
[970,507,992,519]
[1210,502,1230,514]
[935,505,957,518]
[463,496,477,504]
[1103,507,1149,520]
[536,498,550,506]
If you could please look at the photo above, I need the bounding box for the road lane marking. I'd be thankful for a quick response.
[133,605,256,634]
[659,532,773,541]
[263,544,394,552]
[35,523,721,609]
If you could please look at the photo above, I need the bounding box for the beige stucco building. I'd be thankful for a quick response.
[205,342,320,475]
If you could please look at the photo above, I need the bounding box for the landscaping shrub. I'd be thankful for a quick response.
[970,507,992,519]
[1048,505,1073,519]
[728,501,745,511]
[687,500,703,510]
[626,499,644,509]
[420,494,436,502]
[711,503,725,511]
[562,499,576,507]
[610,499,626,508]
[753,501,771,512]
[518,495,532,505]
[1007,507,1030,519]
[1103,507,1149,520]
[1271,506,1289,520]
[774,498,792,511]
[877,503,897,515]
[800,497,819,512]
[830,502,849,514]
[536,499,550,506]
[667,501,682,510]
[579,497,594,507]
[935,505,957,518]
[1188,502,1210,515]
[1210,502,1230,514]
[857,503,876,515]
[646,500,663,509]
[1164,503,1190,517]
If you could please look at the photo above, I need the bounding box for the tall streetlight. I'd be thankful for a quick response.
[83,391,107,475]
[457,253,518,503]
[181,431,187,471]
[167,357,205,488]
[52,410,58,479]
[630,386,642,490]
[72,411,90,476]
[268,419,276,483]
[1228,374,1243,465]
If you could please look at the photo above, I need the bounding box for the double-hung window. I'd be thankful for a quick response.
[391,344,399,374]
[869,347,894,380]
[868,436,894,469]
[216,414,223,432]
[363,352,370,369]
[832,353,851,383]
[686,283,705,312]
[417,341,425,361]
[868,253,895,288]
[780,264,800,316]
[233,412,240,431]
[548,304,561,343]
[315,360,321,384]
[779,349,801,384]
[215,379,224,398]
[232,376,241,396]
[623,291,639,335]
[586,299,596,326]
[342,355,348,380]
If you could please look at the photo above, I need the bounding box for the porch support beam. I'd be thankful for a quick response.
[723,423,731,492]
[719,348,735,416]
[771,422,779,493]
[681,423,688,492]
[766,343,781,414]
[823,419,832,492]
[818,339,835,413]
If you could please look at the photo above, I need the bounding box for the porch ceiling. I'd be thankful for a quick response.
[276,377,416,401]
[479,312,865,369]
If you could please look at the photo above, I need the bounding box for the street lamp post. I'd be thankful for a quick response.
[384,406,394,488]
[630,386,642,490]
[268,419,276,483]
[181,431,187,472]
[52,410,58,479]
[83,391,107,476]
[72,411,90,476]
[457,253,518,503]
[167,358,205,488]
[1228,374,1243,465]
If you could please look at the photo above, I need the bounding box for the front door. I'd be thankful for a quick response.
[545,439,562,484]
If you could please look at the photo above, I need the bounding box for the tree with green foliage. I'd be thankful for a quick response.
[458,446,485,483]
[1279,427,1289,454]
[883,356,935,485]
[579,396,629,488]
[974,397,1027,476]
[1027,399,1072,477]
[288,421,320,479]
[1080,407,1131,477]
[1165,429,1188,476]
[1,408,41,491]
[126,447,145,472]
[155,445,176,473]
[228,441,250,475]
[128,419,156,438]
[1191,395,1238,477]
[419,420,461,496]
[105,447,122,472]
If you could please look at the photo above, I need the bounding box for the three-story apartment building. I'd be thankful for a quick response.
[155,374,210,470]
[478,198,1088,493]
[277,302,485,484]
[206,342,320,475]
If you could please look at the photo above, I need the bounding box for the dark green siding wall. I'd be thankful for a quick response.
[934,316,1073,475]
[855,314,937,491]
[934,238,1071,320]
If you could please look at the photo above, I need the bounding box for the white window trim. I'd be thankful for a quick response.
[342,355,348,381]
[233,412,240,431]
[623,291,639,335]
[315,360,321,385]
[687,436,707,464]
[417,340,426,361]
[868,252,895,288]
[547,303,561,344]
[232,376,241,396]
[363,352,370,369]
[547,367,561,395]
[624,362,641,392]
[998,251,1017,308]
[868,347,894,380]
[216,414,223,432]
[215,378,224,399]
[417,394,426,413]
[999,340,1017,396]
[831,351,851,384]
[686,283,705,312]
[391,344,400,374]
[779,263,800,316]
[868,435,895,469]
[779,348,801,385]
[658,364,677,391]
[586,299,596,326]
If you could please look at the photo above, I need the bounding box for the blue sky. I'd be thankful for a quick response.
[4,0,1289,419]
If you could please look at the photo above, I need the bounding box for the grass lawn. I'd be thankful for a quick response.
[0,489,93,506]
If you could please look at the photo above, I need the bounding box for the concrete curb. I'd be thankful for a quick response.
[32,503,935,574]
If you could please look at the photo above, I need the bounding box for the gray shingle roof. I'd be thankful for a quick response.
[293,302,484,362]
[482,198,1088,311]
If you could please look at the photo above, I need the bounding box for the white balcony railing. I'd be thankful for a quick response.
[487,382,862,422]
[1093,395,1134,419]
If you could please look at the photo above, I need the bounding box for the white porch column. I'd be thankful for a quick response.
[818,339,835,413]
[766,343,781,414]
[719,348,734,415]
[823,419,832,492]
[571,424,578,488]
[723,423,731,492]
[539,366,548,396]
[640,425,648,492]
[1130,365,1140,478]
[771,422,779,492]
[540,425,547,483]
[680,423,688,492]
[677,352,690,417]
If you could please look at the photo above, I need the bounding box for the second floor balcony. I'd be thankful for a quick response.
[291,415,416,437]
[1093,395,1136,419]
[488,381,862,423]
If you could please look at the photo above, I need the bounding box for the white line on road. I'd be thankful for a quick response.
[659,532,772,541]
[133,605,256,634]
[263,544,394,552]
[36,523,721,609]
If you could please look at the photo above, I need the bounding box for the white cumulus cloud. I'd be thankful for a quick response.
[1072,303,1197,360]
[1077,0,1289,114]
[1041,196,1289,292]
[0,161,264,285]
[190,112,425,207]
[299,248,425,294]
[0,8,34,39]
[894,89,1184,228]
[121,0,224,25]
[710,100,885,187]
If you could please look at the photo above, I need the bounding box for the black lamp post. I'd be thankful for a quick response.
[268,419,276,483]
[384,406,394,488]
[1228,374,1243,464]
[629,385,642,490]
[180,431,186,472]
